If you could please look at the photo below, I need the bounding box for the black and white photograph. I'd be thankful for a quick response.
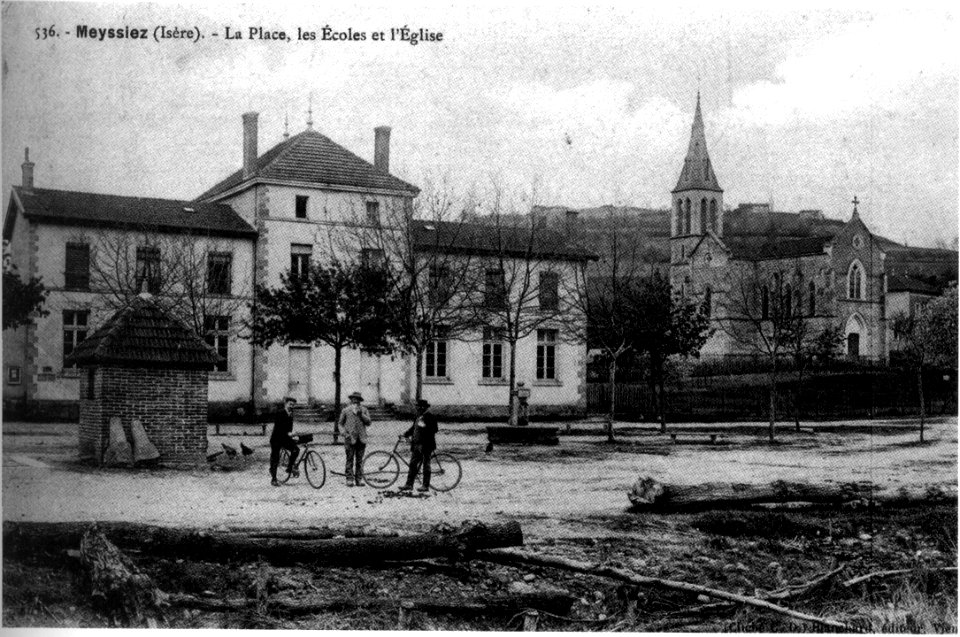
[1,1,957,631]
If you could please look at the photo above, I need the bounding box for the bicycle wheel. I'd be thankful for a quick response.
[278,449,293,484]
[304,450,326,489]
[429,452,462,492]
[362,451,400,489]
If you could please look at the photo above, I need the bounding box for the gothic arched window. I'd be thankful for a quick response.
[784,283,793,317]
[808,280,816,316]
[848,261,864,300]
[676,200,683,235]
[709,199,718,231]
[684,199,691,234]
[761,285,770,319]
[700,198,707,234]
[703,285,712,318]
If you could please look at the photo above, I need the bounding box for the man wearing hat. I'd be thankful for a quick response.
[269,396,299,486]
[399,399,439,492]
[337,391,372,486]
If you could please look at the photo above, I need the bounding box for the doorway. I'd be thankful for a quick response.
[288,346,311,403]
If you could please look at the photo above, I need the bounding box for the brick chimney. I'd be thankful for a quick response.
[374,126,391,173]
[21,147,34,193]
[242,112,259,179]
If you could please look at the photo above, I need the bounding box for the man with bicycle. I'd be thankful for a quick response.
[399,398,438,492]
[269,396,299,487]
[338,391,372,487]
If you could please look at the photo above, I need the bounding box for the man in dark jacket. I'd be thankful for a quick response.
[269,397,299,486]
[399,399,438,492]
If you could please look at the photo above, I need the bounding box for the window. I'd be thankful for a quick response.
[425,328,448,378]
[539,271,559,311]
[808,280,816,316]
[366,201,380,225]
[135,246,161,294]
[761,286,770,319]
[206,252,232,295]
[7,366,21,385]
[703,285,712,318]
[482,327,504,379]
[64,242,90,290]
[204,316,229,372]
[784,284,793,317]
[536,329,558,380]
[360,248,385,269]
[700,198,707,234]
[684,199,691,234]
[290,244,312,280]
[709,199,718,231]
[428,264,450,306]
[485,268,506,309]
[675,200,683,235]
[848,261,864,300]
[63,310,89,368]
[295,195,309,219]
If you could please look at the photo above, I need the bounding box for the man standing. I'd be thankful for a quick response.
[337,391,371,486]
[269,397,299,486]
[399,399,438,493]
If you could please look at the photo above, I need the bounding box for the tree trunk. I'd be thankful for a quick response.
[414,346,424,401]
[332,345,342,443]
[768,359,778,443]
[507,339,518,425]
[6,520,523,567]
[79,527,166,627]
[627,476,956,512]
[794,365,804,431]
[650,354,667,434]
[169,590,574,618]
[606,356,617,442]
[657,372,667,434]
[917,364,926,442]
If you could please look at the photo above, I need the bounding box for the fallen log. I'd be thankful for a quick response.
[628,477,956,512]
[842,566,958,589]
[5,520,522,567]
[476,548,852,631]
[78,527,166,627]
[168,590,574,618]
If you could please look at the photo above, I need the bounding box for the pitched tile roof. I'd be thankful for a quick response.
[726,235,833,260]
[64,295,222,369]
[7,186,256,239]
[887,274,943,295]
[197,129,419,200]
[411,219,597,261]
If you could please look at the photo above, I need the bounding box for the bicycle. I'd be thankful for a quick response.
[277,434,327,489]
[361,435,462,492]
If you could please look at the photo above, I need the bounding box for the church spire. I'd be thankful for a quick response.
[673,92,722,193]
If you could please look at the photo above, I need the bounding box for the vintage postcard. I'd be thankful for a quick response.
[2,1,957,632]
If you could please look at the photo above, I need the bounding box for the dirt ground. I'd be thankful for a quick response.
[3,417,957,630]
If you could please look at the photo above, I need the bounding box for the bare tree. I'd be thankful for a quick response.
[86,227,251,340]
[717,263,799,443]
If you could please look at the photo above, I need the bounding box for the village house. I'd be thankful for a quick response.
[2,114,593,420]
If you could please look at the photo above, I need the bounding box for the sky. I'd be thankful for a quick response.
[2,1,957,247]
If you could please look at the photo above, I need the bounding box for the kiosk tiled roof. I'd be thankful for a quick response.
[7,186,256,239]
[198,129,419,200]
[64,296,222,369]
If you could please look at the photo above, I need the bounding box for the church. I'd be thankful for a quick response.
[667,94,957,361]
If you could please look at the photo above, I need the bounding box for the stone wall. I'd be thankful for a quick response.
[78,365,208,466]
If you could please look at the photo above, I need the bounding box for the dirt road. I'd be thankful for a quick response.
[3,418,956,538]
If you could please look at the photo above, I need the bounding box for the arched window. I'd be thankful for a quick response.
[761,285,769,319]
[784,284,792,317]
[700,199,707,234]
[709,199,718,231]
[684,199,691,234]
[703,285,712,318]
[675,200,683,235]
[808,280,816,316]
[847,261,864,300]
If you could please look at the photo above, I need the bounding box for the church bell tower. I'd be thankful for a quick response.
[670,92,724,264]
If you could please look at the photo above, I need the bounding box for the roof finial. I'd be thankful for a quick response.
[306,93,314,130]
[851,195,860,217]
[283,112,290,139]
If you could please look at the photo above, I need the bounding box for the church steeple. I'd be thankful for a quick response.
[673,92,722,193]
[670,92,725,245]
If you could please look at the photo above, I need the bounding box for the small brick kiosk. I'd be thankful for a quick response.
[65,295,222,466]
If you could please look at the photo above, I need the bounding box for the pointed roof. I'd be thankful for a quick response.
[197,129,419,201]
[672,93,723,194]
[64,296,222,369]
